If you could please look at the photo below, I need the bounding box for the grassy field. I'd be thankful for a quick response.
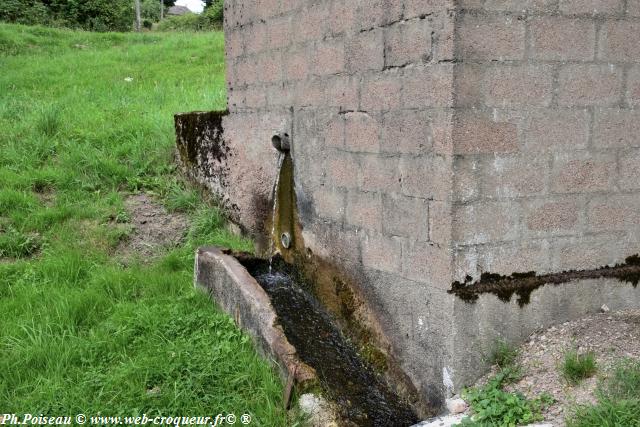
[0,24,294,424]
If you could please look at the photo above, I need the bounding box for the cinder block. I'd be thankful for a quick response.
[361,72,403,112]
[454,64,485,107]
[346,29,385,74]
[477,241,552,276]
[329,1,357,34]
[345,112,381,153]
[267,15,292,50]
[628,66,640,106]
[399,156,450,200]
[587,194,640,232]
[483,0,557,12]
[404,0,454,18]
[381,110,433,155]
[401,241,452,287]
[325,152,359,189]
[235,56,258,86]
[226,30,244,59]
[458,15,525,60]
[593,109,640,148]
[382,193,429,240]
[481,154,548,199]
[245,85,267,109]
[322,114,345,148]
[325,76,359,111]
[452,201,520,245]
[428,201,451,245]
[256,52,283,84]
[284,49,308,81]
[598,21,640,61]
[453,156,479,203]
[524,197,582,236]
[529,17,596,61]
[401,64,453,108]
[311,38,346,76]
[360,155,401,193]
[295,79,325,107]
[551,233,629,271]
[244,22,267,54]
[484,65,554,107]
[346,191,383,231]
[619,148,640,190]
[313,188,346,222]
[559,0,624,15]
[385,19,433,67]
[558,64,623,107]
[524,109,590,152]
[453,112,519,154]
[362,233,403,273]
[356,0,404,30]
[293,3,329,43]
[551,152,617,194]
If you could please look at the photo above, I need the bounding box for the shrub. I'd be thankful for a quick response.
[562,349,598,384]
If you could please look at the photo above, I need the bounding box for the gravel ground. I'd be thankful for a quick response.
[475,308,640,426]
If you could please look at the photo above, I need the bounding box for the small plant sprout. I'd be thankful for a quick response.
[562,349,597,384]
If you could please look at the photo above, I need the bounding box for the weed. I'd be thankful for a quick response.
[562,349,597,384]
[490,339,519,369]
[459,371,553,426]
[566,359,640,427]
[35,104,62,137]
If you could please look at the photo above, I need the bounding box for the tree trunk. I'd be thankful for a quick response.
[160,0,164,20]
[134,0,141,31]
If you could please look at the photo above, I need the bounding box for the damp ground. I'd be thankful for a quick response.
[471,308,640,426]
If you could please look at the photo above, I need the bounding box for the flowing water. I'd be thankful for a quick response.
[269,153,285,274]
[241,257,418,427]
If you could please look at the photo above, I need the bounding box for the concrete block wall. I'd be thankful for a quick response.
[214,0,640,411]
[452,0,640,281]
[224,0,458,411]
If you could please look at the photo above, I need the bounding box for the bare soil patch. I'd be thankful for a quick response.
[117,193,188,258]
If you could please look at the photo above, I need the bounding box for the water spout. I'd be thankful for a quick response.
[272,132,291,153]
[269,153,285,273]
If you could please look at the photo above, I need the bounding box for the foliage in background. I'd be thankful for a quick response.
[0,0,136,31]
[0,23,298,424]
[155,1,223,32]
[566,359,640,427]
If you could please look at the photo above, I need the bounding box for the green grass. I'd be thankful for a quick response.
[0,23,295,424]
[567,359,640,427]
[489,339,519,370]
[562,349,598,385]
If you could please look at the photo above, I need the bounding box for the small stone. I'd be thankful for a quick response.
[446,397,468,415]
[601,304,610,313]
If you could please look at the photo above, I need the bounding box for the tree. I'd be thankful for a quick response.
[134,0,141,31]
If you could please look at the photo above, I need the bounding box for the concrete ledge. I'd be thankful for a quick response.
[194,246,316,388]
